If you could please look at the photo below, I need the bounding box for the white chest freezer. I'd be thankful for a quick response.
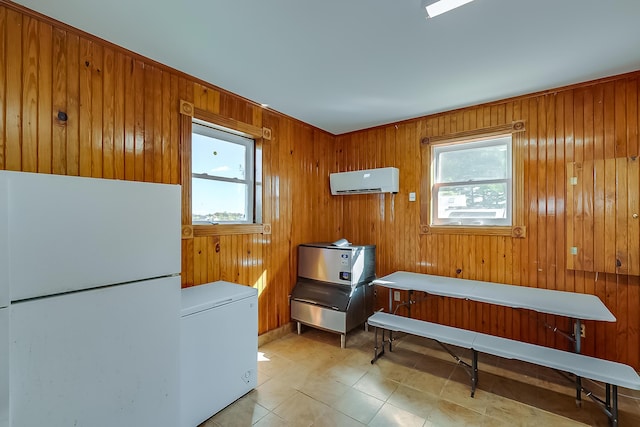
[180,281,258,427]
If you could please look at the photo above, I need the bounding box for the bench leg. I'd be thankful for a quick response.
[564,374,619,427]
[471,350,478,398]
[371,326,385,364]
[575,376,582,407]
[609,385,618,427]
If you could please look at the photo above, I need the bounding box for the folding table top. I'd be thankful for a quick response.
[373,271,616,322]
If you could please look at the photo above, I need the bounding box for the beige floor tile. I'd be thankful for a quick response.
[217,331,639,427]
[439,368,492,415]
[522,408,590,427]
[273,391,331,426]
[249,377,298,411]
[257,352,295,378]
[311,407,366,427]
[483,393,542,425]
[369,356,416,383]
[402,367,450,397]
[253,412,290,427]
[426,399,488,426]
[331,387,385,424]
[321,363,368,387]
[256,367,271,388]
[205,395,270,427]
[386,384,439,419]
[352,371,399,401]
[298,373,351,406]
[368,402,426,427]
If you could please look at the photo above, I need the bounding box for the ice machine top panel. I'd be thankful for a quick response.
[3,171,181,301]
[181,281,258,317]
[297,243,376,285]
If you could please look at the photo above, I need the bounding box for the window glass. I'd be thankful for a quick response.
[192,122,254,224]
[192,133,246,180]
[432,136,512,226]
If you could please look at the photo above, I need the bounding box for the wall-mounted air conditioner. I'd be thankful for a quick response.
[329,167,399,195]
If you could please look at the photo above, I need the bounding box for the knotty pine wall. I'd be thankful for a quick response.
[0,2,342,336]
[2,1,639,369]
[337,74,640,368]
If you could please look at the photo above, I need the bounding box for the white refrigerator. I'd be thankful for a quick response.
[0,171,181,427]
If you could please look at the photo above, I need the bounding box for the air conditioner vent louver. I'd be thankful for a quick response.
[330,168,399,195]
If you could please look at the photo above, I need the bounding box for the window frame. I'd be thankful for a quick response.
[431,135,513,227]
[179,100,269,238]
[191,121,255,224]
[419,121,526,238]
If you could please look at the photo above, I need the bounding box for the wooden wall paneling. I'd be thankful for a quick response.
[51,27,66,175]
[123,56,135,180]
[616,158,629,274]
[65,32,79,175]
[526,97,539,344]
[604,138,618,358]
[5,8,21,171]
[22,15,38,173]
[181,239,193,287]
[630,274,640,368]
[143,64,155,182]
[160,71,170,183]
[169,75,180,184]
[206,235,220,282]
[37,20,52,174]
[628,157,639,276]
[133,59,144,181]
[113,51,125,180]
[553,95,568,348]
[0,6,5,170]
[102,46,114,179]
[193,236,203,285]
[541,94,553,347]
[78,38,92,177]
[90,41,102,178]
[150,67,162,183]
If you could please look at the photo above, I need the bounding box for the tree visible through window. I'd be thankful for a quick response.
[191,122,255,224]
[431,135,512,226]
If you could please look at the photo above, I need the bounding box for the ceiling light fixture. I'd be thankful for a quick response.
[425,0,475,18]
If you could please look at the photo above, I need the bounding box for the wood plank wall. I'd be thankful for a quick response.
[337,74,640,368]
[0,2,342,336]
[2,2,639,368]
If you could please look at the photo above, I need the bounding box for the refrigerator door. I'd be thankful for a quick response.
[10,276,180,427]
[0,307,8,427]
[4,171,180,301]
[0,174,8,307]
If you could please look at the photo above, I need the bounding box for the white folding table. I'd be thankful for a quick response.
[372,271,616,353]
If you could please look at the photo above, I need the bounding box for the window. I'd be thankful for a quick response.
[191,122,255,224]
[431,135,512,226]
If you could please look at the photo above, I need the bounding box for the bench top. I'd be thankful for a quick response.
[368,311,477,349]
[372,271,616,322]
[472,333,640,391]
[368,311,640,390]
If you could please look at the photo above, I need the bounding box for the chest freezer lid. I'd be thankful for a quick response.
[181,281,257,317]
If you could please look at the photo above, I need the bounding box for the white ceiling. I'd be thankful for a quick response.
[12,0,640,135]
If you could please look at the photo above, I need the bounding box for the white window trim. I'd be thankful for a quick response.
[431,135,513,227]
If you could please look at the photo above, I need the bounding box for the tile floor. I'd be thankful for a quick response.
[202,327,640,426]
